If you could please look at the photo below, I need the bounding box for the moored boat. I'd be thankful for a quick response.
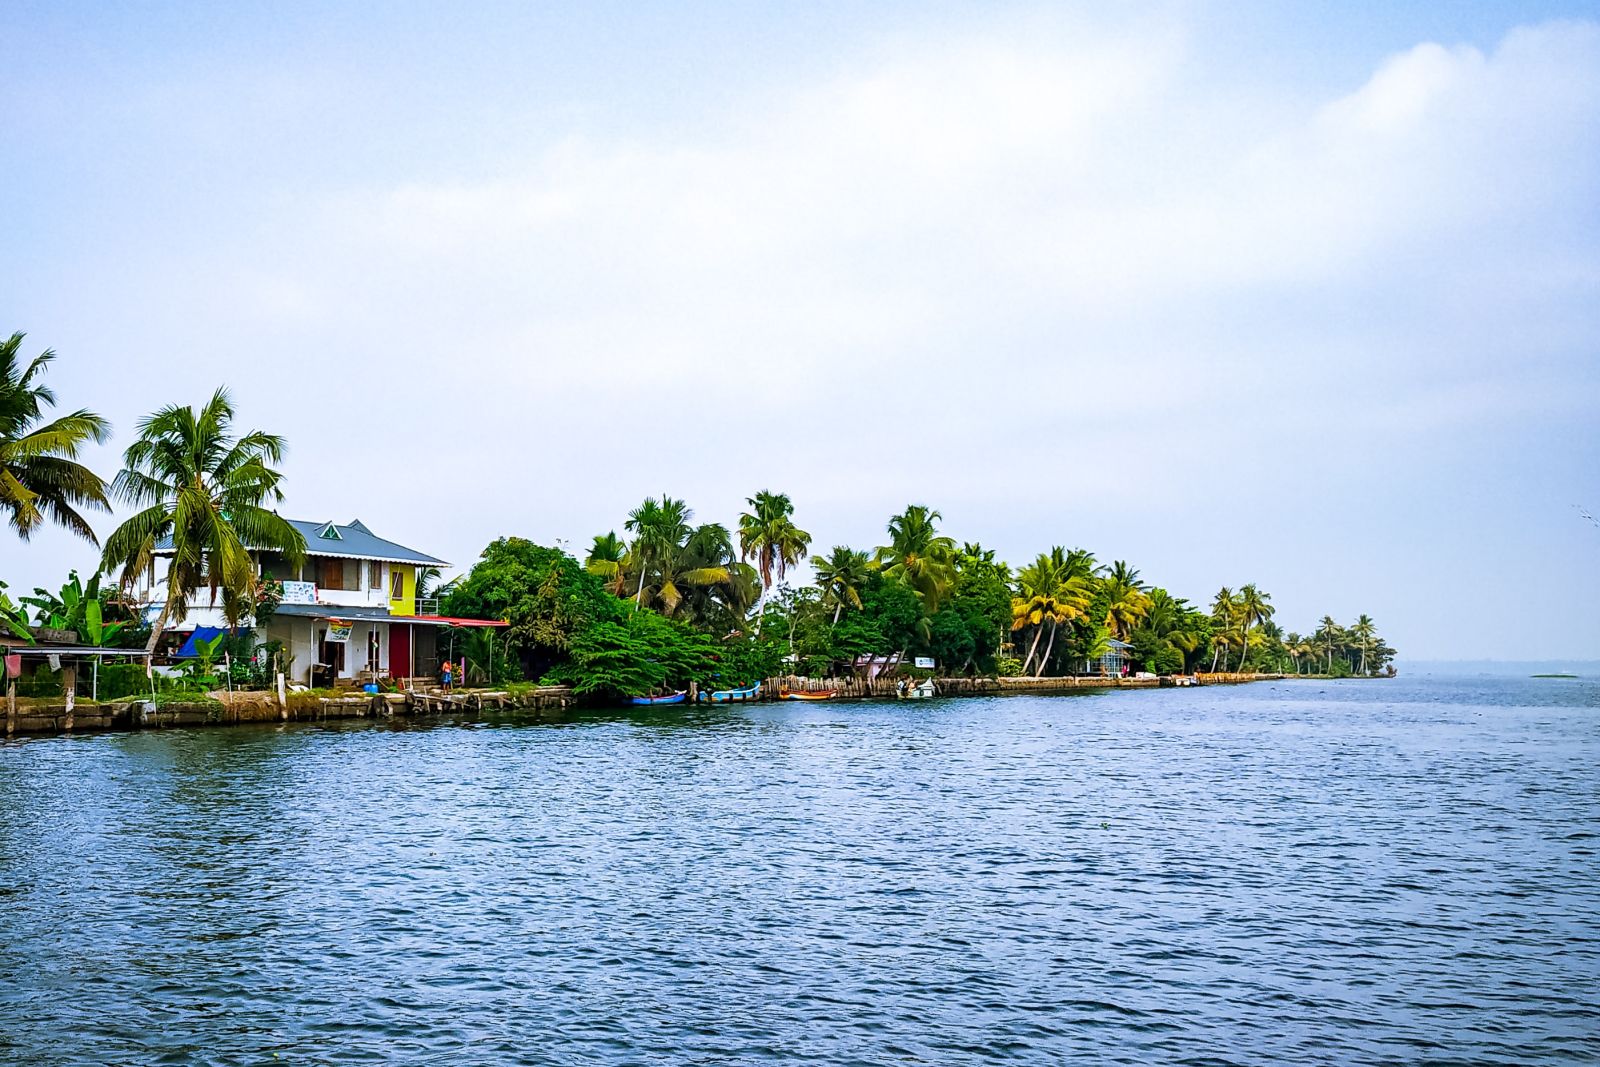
[780,689,835,701]
[896,679,937,700]
[699,682,762,704]
[630,690,687,706]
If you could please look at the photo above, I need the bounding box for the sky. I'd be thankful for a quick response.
[2,1,1598,660]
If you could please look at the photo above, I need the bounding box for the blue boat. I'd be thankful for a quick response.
[698,682,761,704]
[629,690,687,706]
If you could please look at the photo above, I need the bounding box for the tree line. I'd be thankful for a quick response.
[3,331,1396,698]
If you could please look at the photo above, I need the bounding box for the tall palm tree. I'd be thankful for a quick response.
[1209,587,1239,671]
[0,332,111,543]
[1350,614,1377,675]
[814,546,871,625]
[585,532,630,596]
[1315,615,1342,673]
[1233,583,1274,671]
[1101,559,1151,640]
[875,505,957,610]
[624,495,692,607]
[737,490,812,621]
[101,388,306,653]
[1011,550,1092,677]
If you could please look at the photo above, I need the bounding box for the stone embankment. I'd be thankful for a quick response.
[5,673,1289,737]
[4,685,578,738]
[770,672,1285,698]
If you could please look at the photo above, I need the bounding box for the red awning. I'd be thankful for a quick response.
[388,615,509,628]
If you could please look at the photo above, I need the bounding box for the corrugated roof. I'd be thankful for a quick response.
[155,518,447,566]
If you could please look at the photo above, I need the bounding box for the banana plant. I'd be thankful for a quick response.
[22,570,125,645]
[0,581,34,642]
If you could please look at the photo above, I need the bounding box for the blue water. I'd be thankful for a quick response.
[1,676,1597,1065]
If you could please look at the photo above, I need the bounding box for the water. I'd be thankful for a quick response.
[2,676,1597,1065]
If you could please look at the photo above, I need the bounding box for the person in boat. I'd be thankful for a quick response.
[896,678,907,697]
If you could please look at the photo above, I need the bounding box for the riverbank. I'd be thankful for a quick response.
[1,673,1295,738]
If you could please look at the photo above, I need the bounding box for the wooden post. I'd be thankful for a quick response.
[277,671,288,719]
[5,677,15,736]
[62,665,77,732]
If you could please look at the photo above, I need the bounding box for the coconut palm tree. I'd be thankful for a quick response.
[1101,560,1151,640]
[814,546,872,625]
[1208,587,1242,671]
[737,490,812,621]
[585,532,630,596]
[624,495,692,607]
[1011,550,1092,677]
[874,505,958,610]
[1350,614,1377,675]
[0,332,111,543]
[101,388,306,653]
[1315,615,1342,673]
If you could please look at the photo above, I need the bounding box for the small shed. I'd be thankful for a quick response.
[1082,638,1134,677]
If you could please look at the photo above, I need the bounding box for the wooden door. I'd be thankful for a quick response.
[390,625,410,681]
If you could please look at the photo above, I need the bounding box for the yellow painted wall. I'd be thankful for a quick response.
[388,565,416,616]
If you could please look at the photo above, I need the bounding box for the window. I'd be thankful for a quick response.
[368,561,382,590]
[390,569,405,599]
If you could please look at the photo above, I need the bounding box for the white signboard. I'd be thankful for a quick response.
[281,580,316,605]
[914,656,935,669]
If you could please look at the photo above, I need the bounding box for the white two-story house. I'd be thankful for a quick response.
[144,517,503,686]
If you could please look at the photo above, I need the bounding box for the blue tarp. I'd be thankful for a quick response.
[174,626,228,658]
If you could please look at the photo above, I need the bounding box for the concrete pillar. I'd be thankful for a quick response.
[62,665,77,732]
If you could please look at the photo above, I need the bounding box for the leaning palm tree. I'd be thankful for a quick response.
[1208,587,1239,671]
[0,332,112,543]
[101,388,306,653]
[814,546,872,625]
[874,505,957,611]
[737,490,812,622]
[1011,550,1092,676]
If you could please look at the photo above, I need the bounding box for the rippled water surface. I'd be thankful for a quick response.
[3,676,1598,1065]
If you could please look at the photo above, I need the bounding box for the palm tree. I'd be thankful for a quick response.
[814,546,871,625]
[585,532,630,596]
[1101,560,1151,640]
[1350,614,1377,675]
[874,505,957,610]
[1208,587,1242,670]
[101,388,306,653]
[1234,583,1274,671]
[624,495,692,607]
[1011,550,1092,677]
[1315,615,1342,673]
[0,332,111,543]
[737,490,812,622]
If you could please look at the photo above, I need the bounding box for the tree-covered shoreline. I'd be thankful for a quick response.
[3,336,1396,703]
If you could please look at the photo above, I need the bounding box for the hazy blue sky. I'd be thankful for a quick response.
[3,2,1597,660]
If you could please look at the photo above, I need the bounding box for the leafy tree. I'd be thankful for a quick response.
[0,332,111,543]
[544,610,716,698]
[101,389,305,653]
[442,537,620,679]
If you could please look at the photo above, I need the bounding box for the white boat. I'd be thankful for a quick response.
[896,679,937,700]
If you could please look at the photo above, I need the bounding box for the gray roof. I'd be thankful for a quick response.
[156,518,447,567]
[269,604,458,627]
